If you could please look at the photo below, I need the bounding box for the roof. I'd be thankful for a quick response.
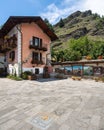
[0,16,58,41]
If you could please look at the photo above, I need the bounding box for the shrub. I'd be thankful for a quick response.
[22,71,32,80]
[69,51,81,61]
[7,75,22,81]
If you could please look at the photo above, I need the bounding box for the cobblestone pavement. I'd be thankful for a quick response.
[0,78,104,130]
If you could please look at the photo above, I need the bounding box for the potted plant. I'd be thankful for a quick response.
[72,76,76,80]
[22,71,32,80]
[77,77,82,81]
[94,77,99,82]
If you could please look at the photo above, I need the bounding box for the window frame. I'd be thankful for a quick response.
[9,51,15,61]
[32,37,42,47]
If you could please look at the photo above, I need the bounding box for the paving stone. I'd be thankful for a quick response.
[0,78,104,130]
[0,106,16,117]
[59,124,70,130]
[0,119,18,130]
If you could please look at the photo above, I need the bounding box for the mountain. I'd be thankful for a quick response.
[53,10,104,49]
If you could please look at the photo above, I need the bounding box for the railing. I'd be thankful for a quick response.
[31,57,45,65]
[29,43,47,51]
[31,59,44,65]
[0,35,17,52]
[1,43,17,52]
[41,44,47,51]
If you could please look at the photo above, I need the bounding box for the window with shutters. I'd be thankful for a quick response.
[31,52,43,64]
[32,37,42,47]
[32,52,38,61]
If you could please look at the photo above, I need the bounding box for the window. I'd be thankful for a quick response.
[32,52,38,61]
[9,51,15,61]
[32,52,42,61]
[32,37,42,47]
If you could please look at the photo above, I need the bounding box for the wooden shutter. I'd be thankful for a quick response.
[12,51,15,61]
[40,53,42,61]
[40,39,42,47]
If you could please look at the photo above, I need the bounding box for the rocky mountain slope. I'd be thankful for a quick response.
[53,10,104,49]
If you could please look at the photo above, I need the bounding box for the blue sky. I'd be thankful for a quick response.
[0,0,104,25]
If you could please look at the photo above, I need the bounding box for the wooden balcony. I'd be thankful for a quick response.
[31,59,44,65]
[29,43,47,51]
[0,35,17,52]
[1,43,17,52]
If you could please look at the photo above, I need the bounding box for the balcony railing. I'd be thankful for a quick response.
[31,59,44,65]
[29,43,47,51]
[0,35,17,52]
[1,43,17,52]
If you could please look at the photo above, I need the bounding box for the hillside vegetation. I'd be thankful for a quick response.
[53,10,104,49]
[51,10,104,61]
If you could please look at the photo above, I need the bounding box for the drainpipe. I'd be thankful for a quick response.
[46,53,50,65]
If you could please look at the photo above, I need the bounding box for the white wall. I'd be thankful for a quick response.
[23,67,43,74]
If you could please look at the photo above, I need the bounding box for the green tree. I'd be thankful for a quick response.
[69,37,92,56]
[92,13,100,20]
[51,48,57,62]
[63,49,71,61]
[69,51,81,61]
[59,18,64,28]
[51,36,104,62]
[90,41,104,59]
[44,18,54,32]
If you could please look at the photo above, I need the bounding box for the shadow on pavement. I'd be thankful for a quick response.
[36,78,67,82]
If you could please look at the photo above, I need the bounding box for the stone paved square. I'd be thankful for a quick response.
[0,78,104,130]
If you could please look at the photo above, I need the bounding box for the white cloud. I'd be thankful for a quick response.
[41,3,78,24]
[83,0,104,16]
[41,0,104,24]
